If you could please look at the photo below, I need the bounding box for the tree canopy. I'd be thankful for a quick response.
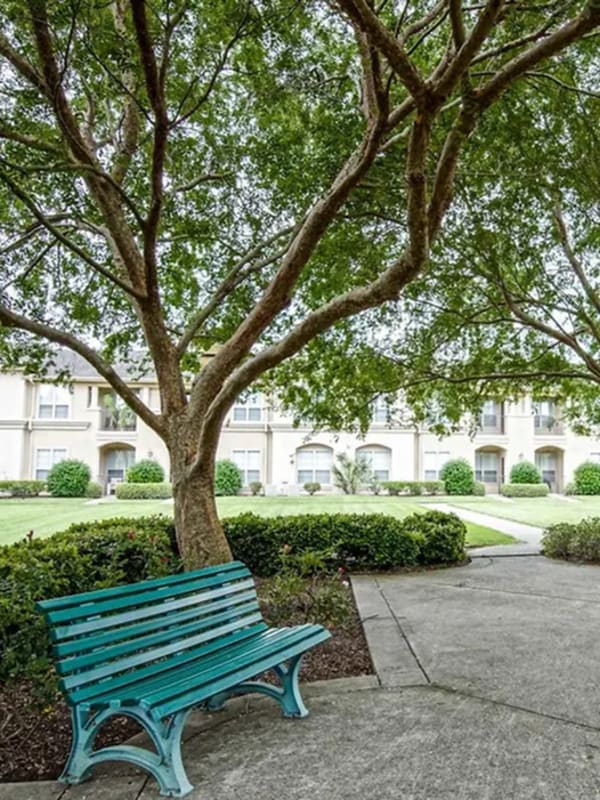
[0,0,599,564]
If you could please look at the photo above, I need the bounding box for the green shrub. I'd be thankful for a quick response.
[543,518,600,562]
[85,481,103,498]
[509,461,542,484]
[249,481,263,496]
[565,482,576,496]
[420,480,445,496]
[500,483,549,497]
[399,511,467,564]
[573,461,600,495]
[47,459,90,497]
[215,460,242,496]
[0,480,45,498]
[0,515,177,691]
[440,459,475,495]
[126,459,165,484]
[382,481,403,496]
[115,482,172,499]
[259,574,352,628]
[473,480,486,496]
[222,512,422,575]
[303,482,321,495]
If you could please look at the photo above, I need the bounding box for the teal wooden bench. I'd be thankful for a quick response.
[36,561,331,797]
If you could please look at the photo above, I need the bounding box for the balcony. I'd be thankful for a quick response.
[534,415,564,436]
[478,402,505,435]
[99,390,137,432]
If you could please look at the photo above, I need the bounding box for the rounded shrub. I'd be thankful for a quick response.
[509,461,542,484]
[85,481,103,498]
[215,459,242,496]
[573,461,600,495]
[543,518,600,562]
[473,480,486,496]
[126,459,165,484]
[303,481,321,495]
[399,510,467,564]
[47,459,91,497]
[440,458,474,495]
[249,481,263,496]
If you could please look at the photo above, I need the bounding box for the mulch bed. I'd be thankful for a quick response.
[0,582,372,783]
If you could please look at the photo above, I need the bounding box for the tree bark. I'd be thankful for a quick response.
[170,439,232,569]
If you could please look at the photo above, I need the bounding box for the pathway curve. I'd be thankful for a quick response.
[428,501,544,555]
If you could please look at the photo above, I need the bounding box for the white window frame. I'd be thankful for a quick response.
[37,384,71,419]
[423,451,451,481]
[232,449,261,484]
[232,392,262,422]
[35,448,68,480]
[356,446,391,480]
[372,397,389,424]
[475,451,499,483]
[296,446,333,485]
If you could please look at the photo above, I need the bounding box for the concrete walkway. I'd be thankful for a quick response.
[6,556,600,800]
[429,502,545,555]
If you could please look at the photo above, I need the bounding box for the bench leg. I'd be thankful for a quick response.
[60,705,194,798]
[205,653,309,718]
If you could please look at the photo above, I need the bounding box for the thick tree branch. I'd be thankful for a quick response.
[553,205,600,316]
[0,304,163,435]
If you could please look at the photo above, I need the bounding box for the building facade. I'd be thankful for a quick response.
[1,365,599,494]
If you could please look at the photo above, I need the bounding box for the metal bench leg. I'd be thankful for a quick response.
[274,654,309,718]
[205,653,309,718]
[60,706,194,798]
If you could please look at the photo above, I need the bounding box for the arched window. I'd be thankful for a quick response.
[296,445,333,485]
[356,445,391,481]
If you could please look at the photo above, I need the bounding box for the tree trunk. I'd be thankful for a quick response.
[171,458,233,570]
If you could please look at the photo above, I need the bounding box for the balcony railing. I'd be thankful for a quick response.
[534,415,564,435]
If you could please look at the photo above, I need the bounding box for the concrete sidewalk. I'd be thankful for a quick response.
[5,556,600,800]
[429,502,545,555]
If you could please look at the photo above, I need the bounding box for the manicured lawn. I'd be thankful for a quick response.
[0,494,514,548]
[445,495,600,528]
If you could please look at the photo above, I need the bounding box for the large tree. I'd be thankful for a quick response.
[0,0,598,567]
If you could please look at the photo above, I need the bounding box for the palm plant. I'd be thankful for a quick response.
[332,453,372,495]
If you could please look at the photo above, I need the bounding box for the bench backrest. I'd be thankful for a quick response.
[36,561,266,705]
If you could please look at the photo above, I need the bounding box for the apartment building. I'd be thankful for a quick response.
[0,355,598,494]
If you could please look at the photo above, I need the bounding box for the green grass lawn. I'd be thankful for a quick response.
[0,494,513,548]
[445,495,600,528]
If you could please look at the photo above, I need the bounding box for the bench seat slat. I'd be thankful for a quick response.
[68,622,268,706]
[61,612,265,691]
[45,567,251,625]
[54,589,258,658]
[38,562,247,611]
[50,578,255,641]
[149,626,331,720]
[86,626,308,707]
[56,599,261,675]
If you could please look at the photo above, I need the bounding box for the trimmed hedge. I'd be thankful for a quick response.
[303,482,321,495]
[509,461,542,484]
[0,480,45,498]
[382,480,444,496]
[126,459,165,484]
[1,509,466,693]
[222,510,466,575]
[85,481,103,498]
[47,459,90,497]
[573,461,600,495]
[500,483,549,497]
[440,459,475,495]
[115,482,172,499]
[473,481,486,496]
[0,515,177,689]
[543,518,600,562]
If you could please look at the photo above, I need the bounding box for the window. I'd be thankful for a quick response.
[356,446,391,480]
[232,450,261,484]
[296,446,333,485]
[534,400,561,433]
[475,451,499,483]
[149,388,161,410]
[38,384,70,419]
[35,448,67,480]
[105,448,135,483]
[87,386,94,408]
[479,400,503,432]
[372,397,389,424]
[423,451,450,480]
[99,389,137,431]
[233,393,262,422]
